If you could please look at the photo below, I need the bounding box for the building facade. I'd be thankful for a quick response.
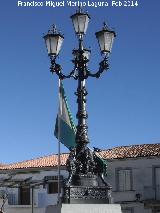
[0,143,160,213]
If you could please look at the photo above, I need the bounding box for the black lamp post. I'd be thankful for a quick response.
[44,8,116,204]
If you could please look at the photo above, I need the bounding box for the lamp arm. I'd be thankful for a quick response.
[86,57,109,79]
[50,56,78,80]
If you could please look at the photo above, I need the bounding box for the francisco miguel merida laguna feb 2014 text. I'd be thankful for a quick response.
[17,1,139,8]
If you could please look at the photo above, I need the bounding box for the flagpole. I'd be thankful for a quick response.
[57,78,61,204]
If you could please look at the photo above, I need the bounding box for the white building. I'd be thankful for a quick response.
[0,143,160,213]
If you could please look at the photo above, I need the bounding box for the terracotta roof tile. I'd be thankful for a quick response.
[100,143,160,159]
[0,154,68,170]
[0,143,160,170]
[0,164,5,169]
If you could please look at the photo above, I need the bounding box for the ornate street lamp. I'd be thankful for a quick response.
[96,22,116,55]
[44,8,116,204]
[43,25,64,56]
[71,8,90,37]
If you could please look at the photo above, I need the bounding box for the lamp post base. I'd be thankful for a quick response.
[63,174,112,204]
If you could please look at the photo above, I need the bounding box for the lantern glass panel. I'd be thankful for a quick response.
[45,36,52,55]
[50,36,58,55]
[96,32,104,53]
[72,16,79,33]
[78,15,89,34]
[56,36,64,55]
[104,32,115,53]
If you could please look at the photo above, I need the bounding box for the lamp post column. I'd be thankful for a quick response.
[76,79,89,149]
[75,38,89,153]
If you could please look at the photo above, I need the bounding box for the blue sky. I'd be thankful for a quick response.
[0,0,160,163]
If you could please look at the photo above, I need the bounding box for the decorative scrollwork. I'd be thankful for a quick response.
[63,186,112,203]
[86,57,109,78]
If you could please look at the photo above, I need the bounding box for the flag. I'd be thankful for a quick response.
[54,81,108,176]
[54,81,76,149]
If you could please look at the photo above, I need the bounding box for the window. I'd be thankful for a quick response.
[118,169,132,191]
[48,182,61,194]
[8,193,17,205]
[45,176,63,194]
[19,186,30,205]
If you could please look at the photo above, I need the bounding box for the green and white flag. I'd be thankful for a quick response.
[54,81,76,149]
[54,80,108,176]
